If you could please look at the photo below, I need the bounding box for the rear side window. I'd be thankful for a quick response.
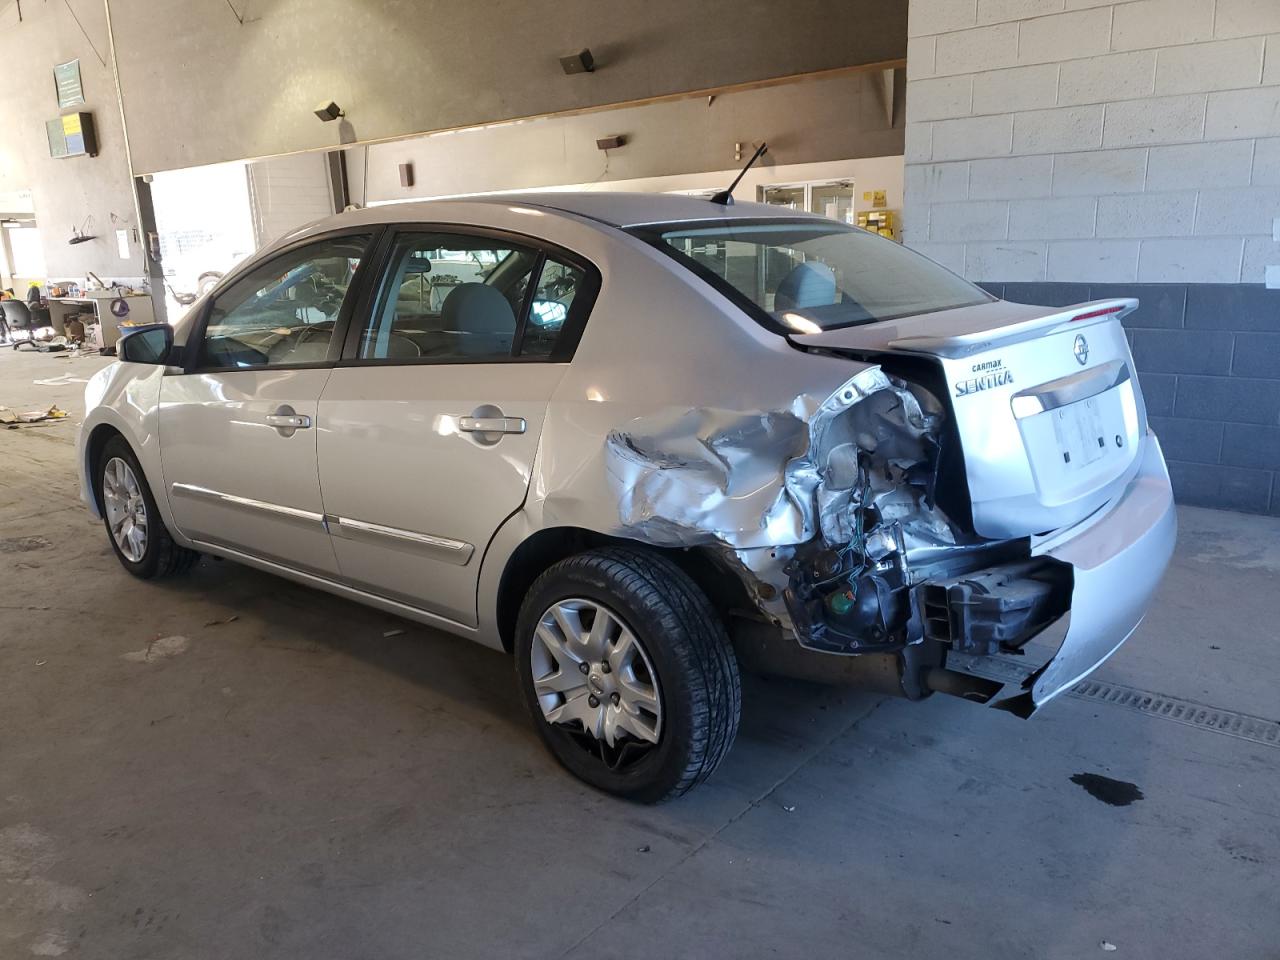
[199,235,370,369]
[356,232,594,363]
[631,219,992,334]
[522,257,587,358]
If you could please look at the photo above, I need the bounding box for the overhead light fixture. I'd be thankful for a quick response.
[560,49,594,74]
[314,100,345,122]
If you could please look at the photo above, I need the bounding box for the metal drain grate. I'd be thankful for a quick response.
[1068,679,1280,747]
[948,653,1280,748]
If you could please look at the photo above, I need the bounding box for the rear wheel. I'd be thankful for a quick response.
[515,546,740,803]
[97,436,198,579]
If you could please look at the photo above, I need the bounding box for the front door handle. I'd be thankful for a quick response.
[266,405,311,437]
[458,416,525,435]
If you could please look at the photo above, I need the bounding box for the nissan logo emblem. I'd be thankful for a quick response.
[1073,334,1089,366]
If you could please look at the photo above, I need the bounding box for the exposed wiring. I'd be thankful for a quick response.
[60,0,107,66]
[224,0,245,23]
[591,149,611,183]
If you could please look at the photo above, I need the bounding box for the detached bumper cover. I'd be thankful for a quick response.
[996,433,1176,715]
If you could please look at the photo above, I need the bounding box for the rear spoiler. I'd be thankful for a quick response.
[886,299,1137,359]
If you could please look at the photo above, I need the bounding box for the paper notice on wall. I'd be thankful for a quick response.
[116,229,130,259]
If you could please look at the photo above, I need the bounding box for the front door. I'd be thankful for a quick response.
[317,229,594,624]
[159,232,374,576]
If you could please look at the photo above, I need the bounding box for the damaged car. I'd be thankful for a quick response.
[77,192,1176,802]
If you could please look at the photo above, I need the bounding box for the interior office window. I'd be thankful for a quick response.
[199,235,370,369]
[519,257,587,358]
[359,233,539,361]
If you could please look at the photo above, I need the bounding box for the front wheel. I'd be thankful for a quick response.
[97,436,198,579]
[515,546,741,803]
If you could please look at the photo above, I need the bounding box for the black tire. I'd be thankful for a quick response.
[515,546,741,803]
[96,435,199,579]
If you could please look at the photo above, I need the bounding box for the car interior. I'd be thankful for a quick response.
[198,234,585,369]
[360,243,537,360]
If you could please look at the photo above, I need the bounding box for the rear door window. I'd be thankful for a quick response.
[355,232,594,363]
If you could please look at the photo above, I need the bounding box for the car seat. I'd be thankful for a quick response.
[441,283,516,357]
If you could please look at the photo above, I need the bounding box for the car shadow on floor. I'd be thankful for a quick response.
[135,551,893,802]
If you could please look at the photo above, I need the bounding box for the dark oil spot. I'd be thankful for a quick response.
[1071,772,1144,806]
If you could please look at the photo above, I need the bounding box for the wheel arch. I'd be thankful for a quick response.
[491,524,755,654]
[83,421,130,515]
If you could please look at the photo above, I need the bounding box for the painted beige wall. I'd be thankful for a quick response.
[360,156,906,222]
[0,1,143,281]
[346,71,904,205]
[106,0,906,175]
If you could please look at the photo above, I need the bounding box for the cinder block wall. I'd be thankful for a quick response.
[903,0,1280,515]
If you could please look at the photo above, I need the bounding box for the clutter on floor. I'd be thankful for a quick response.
[0,403,70,428]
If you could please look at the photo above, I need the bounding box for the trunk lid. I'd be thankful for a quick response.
[792,298,1146,540]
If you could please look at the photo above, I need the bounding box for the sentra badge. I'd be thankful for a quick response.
[954,358,1014,397]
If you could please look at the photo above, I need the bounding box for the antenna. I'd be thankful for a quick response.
[708,142,768,206]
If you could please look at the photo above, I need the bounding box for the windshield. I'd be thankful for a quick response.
[632,219,992,333]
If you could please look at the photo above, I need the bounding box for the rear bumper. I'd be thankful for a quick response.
[993,432,1176,715]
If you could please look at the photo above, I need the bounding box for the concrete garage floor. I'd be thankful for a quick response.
[1,346,1277,960]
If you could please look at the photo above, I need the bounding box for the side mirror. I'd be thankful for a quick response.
[118,323,174,365]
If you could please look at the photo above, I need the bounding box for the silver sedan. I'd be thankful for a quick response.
[78,192,1175,801]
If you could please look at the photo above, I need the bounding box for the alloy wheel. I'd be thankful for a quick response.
[102,457,148,563]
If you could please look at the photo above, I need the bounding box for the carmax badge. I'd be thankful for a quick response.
[954,358,1014,397]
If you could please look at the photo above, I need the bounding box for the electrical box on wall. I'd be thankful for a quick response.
[45,112,98,159]
[857,209,897,241]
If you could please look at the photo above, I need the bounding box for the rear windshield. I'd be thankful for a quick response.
[631,219,992,334]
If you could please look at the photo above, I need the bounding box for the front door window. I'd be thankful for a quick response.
[199,235,371,369]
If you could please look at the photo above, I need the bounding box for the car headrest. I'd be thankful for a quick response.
[774,261,837,311]
[441,283,516,356]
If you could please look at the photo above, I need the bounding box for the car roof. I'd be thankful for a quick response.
[265,191,830,262]
[319,191,825,232]
[460,191,824,228]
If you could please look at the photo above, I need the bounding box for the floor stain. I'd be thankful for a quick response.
[0,536,51,553]
[0,824,85,955]
[121,635,191,663]
[1070,772,1144,806]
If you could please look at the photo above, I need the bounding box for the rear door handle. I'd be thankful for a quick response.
[458,416,525,435]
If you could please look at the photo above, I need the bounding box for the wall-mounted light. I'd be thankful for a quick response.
[596,135,626,151]
[398,162,414,188]
[314,100,345,122]
[68,216,97,245]
[560,49,594,74]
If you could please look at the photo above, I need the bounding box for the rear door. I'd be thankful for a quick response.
[316,227,596,625]
[159,232,375,575]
